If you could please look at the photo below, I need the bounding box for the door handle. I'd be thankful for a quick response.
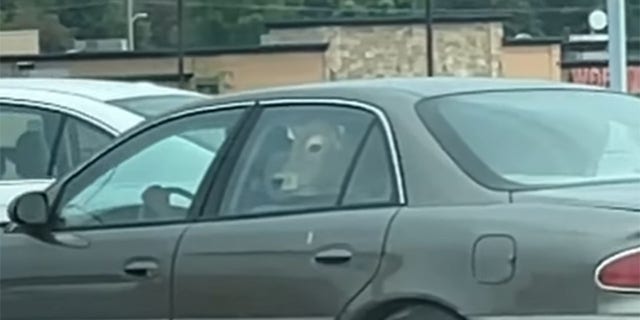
[124,260,159,278]
[314,248,353,265]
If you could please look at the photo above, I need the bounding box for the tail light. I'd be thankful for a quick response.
[595,247,640,293]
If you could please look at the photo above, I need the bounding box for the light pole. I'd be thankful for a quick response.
[425,0,434,77]
[607,0,627,92]
[126,0,148,51]
[177,0,185,88]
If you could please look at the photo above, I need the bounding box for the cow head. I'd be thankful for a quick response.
[268,120,350,198]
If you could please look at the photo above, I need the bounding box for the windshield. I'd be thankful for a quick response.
[417,89,640,189]
[108,94,207,118]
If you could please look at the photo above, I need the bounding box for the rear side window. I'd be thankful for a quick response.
[0,104,61,180]
[219,105,398,217]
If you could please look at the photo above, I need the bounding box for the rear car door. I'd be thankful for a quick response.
[0,102,64,216]
[0,105,248,320]
[0,101,114,215]
[173,100,405,319]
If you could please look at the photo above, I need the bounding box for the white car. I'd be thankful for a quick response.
[0,78,207,221]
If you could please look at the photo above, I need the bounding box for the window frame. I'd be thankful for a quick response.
[43,101,256,232]
[67,116,114,164]
[197,98,406,221]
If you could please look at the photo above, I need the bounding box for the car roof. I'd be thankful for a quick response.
[0,78,204,102]
[0,87,144,134]
[180,76,606,112]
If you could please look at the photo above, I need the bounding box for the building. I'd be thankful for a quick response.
[261,14,507,79]
[0,13,525,93]
[561,36,640,94]
[0,43,328,93]
[0,30,40,55]
[501,38,562,81]
[1,16,636,94]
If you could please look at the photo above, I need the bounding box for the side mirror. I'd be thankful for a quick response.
[8,191,49,226]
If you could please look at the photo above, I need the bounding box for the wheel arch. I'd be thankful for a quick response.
[342,292,466,320]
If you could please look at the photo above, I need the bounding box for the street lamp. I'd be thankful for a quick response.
[126,0,149,51]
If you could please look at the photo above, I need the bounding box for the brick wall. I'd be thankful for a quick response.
[262,21,504,80]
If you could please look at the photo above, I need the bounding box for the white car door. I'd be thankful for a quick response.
[0,101,115,222]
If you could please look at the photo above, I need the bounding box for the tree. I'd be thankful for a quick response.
[0,0,74,52]
[55,0,126,40]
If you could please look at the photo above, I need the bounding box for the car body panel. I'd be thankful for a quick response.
[174,207,399,319]
[513,182,640,211]
[0,88,141,135]
[0,78,204,102]
[0,224,187,319]
[341,203,640,319]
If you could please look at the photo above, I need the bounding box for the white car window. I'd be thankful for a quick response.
[0,104,61,180]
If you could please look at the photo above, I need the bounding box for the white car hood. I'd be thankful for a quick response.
[0,180,53,223]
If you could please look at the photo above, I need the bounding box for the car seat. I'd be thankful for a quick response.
[14,129,50,179]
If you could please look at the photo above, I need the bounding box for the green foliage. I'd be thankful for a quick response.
[0,0,638,52]
[0,0,74,52]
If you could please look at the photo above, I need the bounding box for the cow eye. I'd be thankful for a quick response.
[308,143,322,153]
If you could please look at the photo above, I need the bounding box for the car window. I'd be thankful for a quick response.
[55,108,244,229]
[53,117,114,178]
[219,105,396,217]
[341,122,395,206]
[0,104,61,180]
[416,89,640,189]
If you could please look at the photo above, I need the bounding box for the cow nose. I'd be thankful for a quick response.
[272,176,285,189]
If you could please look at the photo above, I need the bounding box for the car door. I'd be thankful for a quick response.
[0,104,249,320]
[173,100,405,319]
[0,101,115,218]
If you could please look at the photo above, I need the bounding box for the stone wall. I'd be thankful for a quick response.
[262,21,504,80]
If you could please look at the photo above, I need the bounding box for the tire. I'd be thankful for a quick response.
[383,304,459,320]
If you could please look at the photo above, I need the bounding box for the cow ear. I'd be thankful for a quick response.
[286,127,296,141]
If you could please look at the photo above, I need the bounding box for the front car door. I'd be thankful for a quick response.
[0,104,249,320]
[174,99,405,319]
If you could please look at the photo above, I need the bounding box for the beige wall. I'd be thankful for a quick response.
[193,51,325,92]
[262,21,504,79]
[502,44,561,81]
[0,30,40,55]
[68,57,189,76]
[1,50,325,92]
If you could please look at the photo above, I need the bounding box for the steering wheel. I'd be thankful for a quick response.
[138,185,195,221]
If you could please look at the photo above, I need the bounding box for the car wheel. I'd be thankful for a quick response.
[383,304,459,320]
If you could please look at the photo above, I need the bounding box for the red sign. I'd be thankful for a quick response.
[568,66,640,93]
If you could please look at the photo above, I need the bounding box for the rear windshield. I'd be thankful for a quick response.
[108,94,206,118]
[416,89,640,190]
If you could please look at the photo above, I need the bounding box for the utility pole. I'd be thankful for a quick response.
[607,0,627,92]
[177,0,186,88]
[425,0,434,77]
[127,0,134,50]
